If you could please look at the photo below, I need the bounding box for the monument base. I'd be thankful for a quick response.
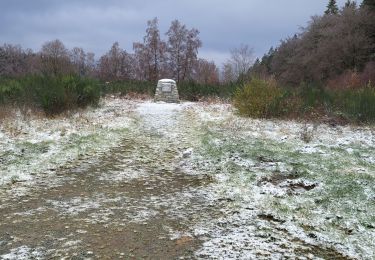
[154,79,180,103]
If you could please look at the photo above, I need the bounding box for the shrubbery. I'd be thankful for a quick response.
[101,81,155,97]
[234,79,375,123]
[101,80,237,101]
[178,81,237,101]
[233,79,285,118]
[0,75,100,115]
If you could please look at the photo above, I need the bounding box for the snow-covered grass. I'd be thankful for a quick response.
[1,98,374,258]
[0,97,137,186]
[182,103,375,259]
[1,245,44,260]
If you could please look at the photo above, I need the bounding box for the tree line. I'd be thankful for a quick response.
[250,0,375,88]
[0,18,225,85]
[233,0,375,123]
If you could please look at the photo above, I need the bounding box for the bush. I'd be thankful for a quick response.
[0,75,101,115]
[179,81,237,101]
[100,80,238,101]
[0,79,23,104]
[101,81,154,96]
[234,79,285,118]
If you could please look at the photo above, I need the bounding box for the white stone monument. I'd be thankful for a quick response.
[154,79,180,103]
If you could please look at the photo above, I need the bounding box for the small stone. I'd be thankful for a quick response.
[182,149,192,158]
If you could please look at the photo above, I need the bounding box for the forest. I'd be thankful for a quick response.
[0,0,374,122]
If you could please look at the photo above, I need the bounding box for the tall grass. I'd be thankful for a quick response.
[234,79,375,123]
[334,84,375,123]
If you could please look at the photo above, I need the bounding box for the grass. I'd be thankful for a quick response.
[233,79,375,124]
[191,109,375,256]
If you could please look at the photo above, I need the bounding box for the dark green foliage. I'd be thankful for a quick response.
[361,0,375,9]
[100,80,237,101]
[299,84,332,109]
[178,81,237,101]
[0,75,100,115]
[334,85,375,122]
[325,0,339,14]
[101,81,155,96]
[0,78,23,104]
[345,0,357,8]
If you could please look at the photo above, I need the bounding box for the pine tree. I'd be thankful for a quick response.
[361,0,375,10]
[325,0,339,14]
[345,0,357,8]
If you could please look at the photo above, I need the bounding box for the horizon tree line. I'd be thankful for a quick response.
[4,0,371,87]
[0,18,254,85]
[250,0,375,88]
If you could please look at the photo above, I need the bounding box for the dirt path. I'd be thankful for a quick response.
[1,100,373,259]
[0,102,219,259]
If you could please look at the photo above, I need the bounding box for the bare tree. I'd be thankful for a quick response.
[224,44,254,81]
[70,47,86,76]
[181,28,202,81]
[166,20,187,82]
[192,58,219,84]
[133,17,167,81]
[98,42,134,81]
[0,44,34,77]
[166,20,202,82]
[85,52,96,77]
[268,5,375,85]
[221,62,236,83]
[40,39,71,76]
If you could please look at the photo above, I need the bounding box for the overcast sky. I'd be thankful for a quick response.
[0,0,348,66]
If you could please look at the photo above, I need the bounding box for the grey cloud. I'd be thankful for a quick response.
[0,0,348,65]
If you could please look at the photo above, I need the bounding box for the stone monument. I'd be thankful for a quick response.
[154,79,180,103]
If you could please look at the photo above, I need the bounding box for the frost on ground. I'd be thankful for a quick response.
[0,98,374,259]
[0,97,136,186]
[1,245,44,260]
[182,103,375,259]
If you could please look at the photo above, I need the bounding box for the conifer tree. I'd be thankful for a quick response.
[345,0,357,8]
[325,0,339,14]
[361,0,375,10]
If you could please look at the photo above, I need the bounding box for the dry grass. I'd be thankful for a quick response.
[121,92,152,100]
[0,105,15,121]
